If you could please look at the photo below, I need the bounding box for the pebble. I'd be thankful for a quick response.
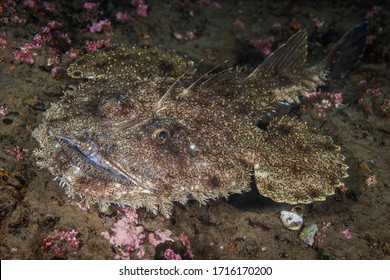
[299,224,319,246]
[2,118,13,125]
[280,211,303,230]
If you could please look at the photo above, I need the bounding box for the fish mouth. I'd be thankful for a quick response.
[54,135,150,187]
[56,135,132,181]
[66,138,132,181]
[51,132,161,191]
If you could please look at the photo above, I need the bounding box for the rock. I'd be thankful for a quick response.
[299,224,319,246]
[280,211,303,230]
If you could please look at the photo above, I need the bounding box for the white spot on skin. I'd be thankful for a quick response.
[71,165,81,174]
[256,171,269,178]
[189,143,196,150]
[113,183,122,189]
[52,141,61,149]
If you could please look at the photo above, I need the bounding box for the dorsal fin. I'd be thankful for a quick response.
[317,22,366,78]
[247,29,308,79]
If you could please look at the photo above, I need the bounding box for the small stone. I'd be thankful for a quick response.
[299,224,319,246]
[2,118,13,125]
[280,211,303,230]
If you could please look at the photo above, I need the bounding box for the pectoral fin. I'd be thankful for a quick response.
[254,116,348,204]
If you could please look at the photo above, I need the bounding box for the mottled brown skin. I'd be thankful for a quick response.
[33,31,351,217]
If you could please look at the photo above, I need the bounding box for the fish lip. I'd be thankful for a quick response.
[51,131,164,192]
[54,134,132,182]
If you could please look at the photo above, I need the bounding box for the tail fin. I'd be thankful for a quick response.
[254,116,349,205]
[318,22,367,78]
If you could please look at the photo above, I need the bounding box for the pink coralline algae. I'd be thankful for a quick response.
[379,99,390,117]
[43,2,55,12]
[173,32,183,41]
[116,12,133,22]
[173,30,197,41]
[250,36,275,56]
[132,0,148,18]
[340,229,352,240]
[22,0,36,8]
[164,249,182,260]
[88,19,112,33]
[301,90,344,119]
[364,10,375,20]
[315,221,332,247]
[47,47,59,63]
[365,175,378,188]
[149,231,194,259]
[13,26,54,65]
[42,229,79,256]
[313,17,324,29]
[272,22,282,31]
[5,146,27,161]
[59,32,72,45]
[48,20,62,29]
[186,30,196,40]
[366,87,382,97]
[66,48,84,58]
[83,2,100,9]
[234,18,245,30]
[85,39,111,52]
[179,233,194,258]
[101,208,194,259]
[148,229,174,246]
[13,48,35,64]
[356,81,387,117]
[364,6,381,20]
[0,32,6,46]
[101,207,145,259]
[136,4,148,18]
[0,104,7,116]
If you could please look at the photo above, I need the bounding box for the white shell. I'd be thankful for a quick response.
[299,224,319,246]
[280,211,303,230]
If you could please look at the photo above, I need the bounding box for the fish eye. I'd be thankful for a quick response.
[152,128,169,144]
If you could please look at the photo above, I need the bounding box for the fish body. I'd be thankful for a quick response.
[33,25,365,216]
